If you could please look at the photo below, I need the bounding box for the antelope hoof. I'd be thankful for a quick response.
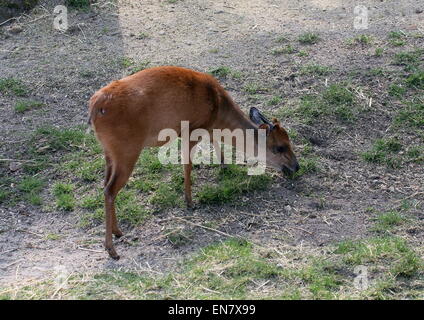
[185,200,195,211]
[113,229,123,238]
[105,246,120,260]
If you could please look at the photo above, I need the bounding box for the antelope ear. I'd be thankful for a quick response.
[258,123,271,136]
[249,107,263,125]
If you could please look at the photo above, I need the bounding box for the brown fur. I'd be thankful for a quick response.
[88,66,298,259]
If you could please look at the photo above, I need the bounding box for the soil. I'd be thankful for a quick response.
[0,0,423,288]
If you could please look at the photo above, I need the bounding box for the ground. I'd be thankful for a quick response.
[0,0,423,299]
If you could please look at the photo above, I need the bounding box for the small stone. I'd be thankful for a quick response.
[415,8,423,14]
[8,25,23,34]
[158,30,165,35]
[9,162,21,172]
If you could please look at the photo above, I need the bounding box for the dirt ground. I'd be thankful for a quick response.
[0,0,423,297]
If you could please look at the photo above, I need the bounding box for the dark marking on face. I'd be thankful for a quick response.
[272,145,288,154]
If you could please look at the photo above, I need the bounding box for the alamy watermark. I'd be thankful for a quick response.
[354,5,369,30]
[353,265,369,290]
[157,121,268,175]
[53,5,68,31]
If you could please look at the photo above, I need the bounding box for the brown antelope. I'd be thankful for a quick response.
[88,66,299,259]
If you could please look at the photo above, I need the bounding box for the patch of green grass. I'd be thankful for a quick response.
[405,70,424,89]
[267,95,282,106]
[165,228,193,247]
[348,34,373,46]
[129,60,151,75]
[294,260,344,299]
[115,190,150,225]
[45,233,61,241]
[243,83,268,95]
[288,156,319,179]
[209,66,242,79]
[197,165,271,204]
[0,78,28,96]
[66,0,90,10]
[390,39,406,47]
[373,211,406,233]
[21,158,49,174]
[374,48,384,57]
[388,31,407,46]
[271,45,295,55]
[276,35,289,43]
[388,84,407,98]
[298,32,320,44]
[5,238,349,299]
[322,84,354,106]
[30,126,88,155]
[180,238,282,298]
[298,50,309,57]
[18,176,45,206]
[335,236,421,278]
[322,84,356,121]
[361,137,403,168]
[136,32,149,39]
[150,183,183,209]
[68,157,104,182]
[118,57,135,69]
[290,84,356,123]
[393,50,422,71]
[14,100,44,113]
[300,64,332,76]
[4,235,421,299]
[393,100,424,128]
[0,189,9,204]
[80,190,103,210]
[368,68,386,77]
[81,188,150,227]
[79,70,95,78]
[209,66,231,78]
[138,148,165,174]
[388,31,406,40]
[53,183,75,211]
[406,146,424,163]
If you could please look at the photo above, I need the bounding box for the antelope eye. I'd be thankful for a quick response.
[273,146,287,153]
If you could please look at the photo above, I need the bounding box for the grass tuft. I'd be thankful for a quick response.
[300,64,332,76]
[18,176,45,205]
[53,183,75,211]
[298,32,320,44]
[14,100,44,113]
[361,138,403,168]
[197,165,271,204]
[0,78,28,96]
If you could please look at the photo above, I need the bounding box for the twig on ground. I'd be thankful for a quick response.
[16,229,44,237]
[293,226,313,235]
[77,247,104,254]
[174,217,234,238]
[0,159,36,163]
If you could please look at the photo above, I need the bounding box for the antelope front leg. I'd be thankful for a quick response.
[184,163,193,208]
[182,140,197,209]
[212,139,227,169]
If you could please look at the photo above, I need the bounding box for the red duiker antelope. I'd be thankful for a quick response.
[88,66,299,259]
